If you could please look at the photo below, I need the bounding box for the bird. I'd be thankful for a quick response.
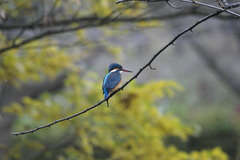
[102,63,132,107]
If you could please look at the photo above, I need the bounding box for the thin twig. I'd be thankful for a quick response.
[11,7,230,136]
[149,64,156,70]
[1,4,239,31]
[116,0,182,9]
[216,0,224,8]
[0,18,111,54]
[116,0,166,4]
[117,0,240,17]
[166,1,182,9]
[0,11,207,54]
[180,0,240,18]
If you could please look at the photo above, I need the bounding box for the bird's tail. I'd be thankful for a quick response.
[104,93,108,100]
[106,100,109,107]
[104,89,109,99]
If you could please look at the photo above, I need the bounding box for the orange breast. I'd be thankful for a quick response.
[109,81,122,94]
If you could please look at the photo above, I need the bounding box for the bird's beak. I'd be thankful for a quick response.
[122,69,132,72]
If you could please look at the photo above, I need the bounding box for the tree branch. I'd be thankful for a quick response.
[180,0,240,18]
[2,1,240,31]
[0,10,238,31]
[117,0,240,17]
[0,20,106,54]
[116,0,167,4]
[1,0,239,55]
[11,2,240,135]
[1,9,239,54]
[116,0,182,8]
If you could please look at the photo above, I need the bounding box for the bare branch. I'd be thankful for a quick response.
[0,13,212,30]
[116,0,177,4]
[0,12,200,54]
[180,0,240,18]
[149,64,156,70]
[116,0,181,9]
[116,0,240,17]
[11,99,106,135]
[216,0,224,8]
[0,19,109,54]
[1,4,239,31]
[11,2,240,135]
[226,1,240,9]
[116,0,166,4]
[166,1,182,9]
[1,6,239,54]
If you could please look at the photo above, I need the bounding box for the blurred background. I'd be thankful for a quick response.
[0,0,239,160]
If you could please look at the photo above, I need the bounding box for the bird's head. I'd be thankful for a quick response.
[108,63,132,73]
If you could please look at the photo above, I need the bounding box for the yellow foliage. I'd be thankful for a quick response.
[188,147,228,160]
[0,0,150,25]
[136,20,163,28]
[3,103,23,115]
[0,41,74,86]
[4,71,228,159]
[93,1,113,17]
[106,45,123,57]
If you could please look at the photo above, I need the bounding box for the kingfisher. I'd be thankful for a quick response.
[102,63,132,107]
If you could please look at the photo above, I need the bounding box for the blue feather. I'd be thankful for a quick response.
[102,70,121,99]
[102,72,111,99]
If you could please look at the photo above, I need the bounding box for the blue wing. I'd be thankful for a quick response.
[102,71,121,99]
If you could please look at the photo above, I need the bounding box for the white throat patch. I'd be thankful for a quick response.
[110,69,122,73]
